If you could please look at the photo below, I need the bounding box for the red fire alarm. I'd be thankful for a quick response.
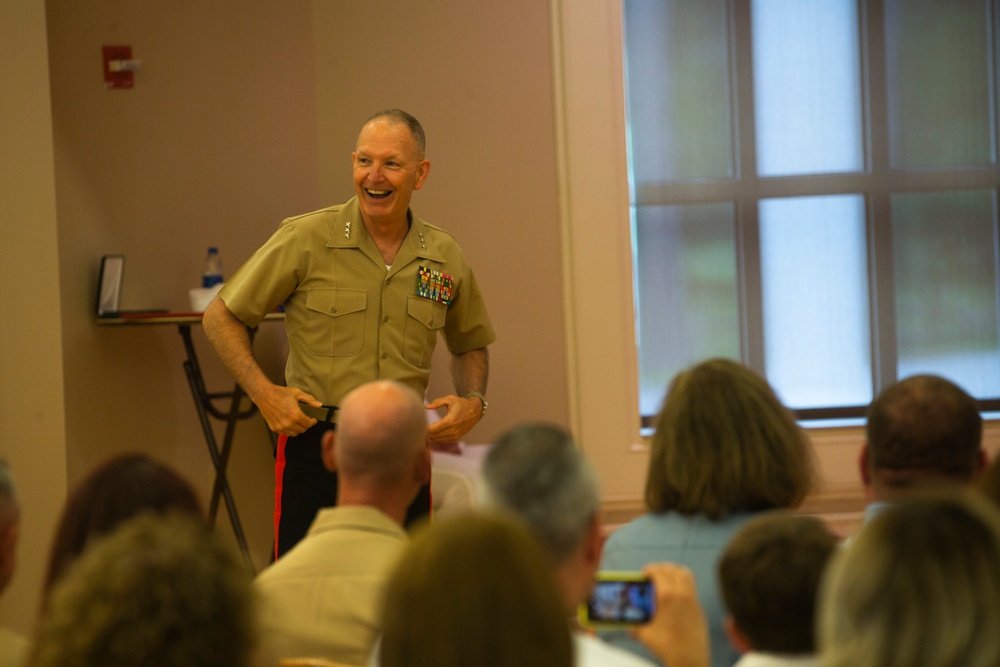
[102,45,139,89]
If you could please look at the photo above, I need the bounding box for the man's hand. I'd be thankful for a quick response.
[256,384,321,437]
[202,298,321,437]
[632,564,711,667]
[425,394,482,443]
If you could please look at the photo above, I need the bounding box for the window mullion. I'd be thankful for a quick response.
[862,0,898,396]
[731,0,766,372]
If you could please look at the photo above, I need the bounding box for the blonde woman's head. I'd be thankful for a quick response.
[819,489,1000,667]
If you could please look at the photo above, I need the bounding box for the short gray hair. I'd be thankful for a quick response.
[479,423,600,563]
[364,108,426,158]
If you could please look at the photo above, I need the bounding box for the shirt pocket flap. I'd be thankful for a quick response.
[306,288,367,318]
[407,295,447,330]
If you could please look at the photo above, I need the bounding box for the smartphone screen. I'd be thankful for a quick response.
[579,572,655,627]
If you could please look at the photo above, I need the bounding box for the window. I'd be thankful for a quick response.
[624,0,1000,422]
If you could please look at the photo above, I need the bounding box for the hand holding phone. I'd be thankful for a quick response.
[633,564,710,667]
[578,571,655,628]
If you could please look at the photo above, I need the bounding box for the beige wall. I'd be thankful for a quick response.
[0,0,68,633]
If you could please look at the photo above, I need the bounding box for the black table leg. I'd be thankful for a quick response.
[178,323,256,572]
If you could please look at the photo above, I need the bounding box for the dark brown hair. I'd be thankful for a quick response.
[866,375,982,487]
[719,511,837,653]
[41,453,202,600]
[381,513,572,667]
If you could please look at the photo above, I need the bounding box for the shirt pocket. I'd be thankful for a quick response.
[403,295,447,368]
[304,288,367,357]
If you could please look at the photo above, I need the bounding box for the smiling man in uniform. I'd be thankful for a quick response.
[204,109,495,559]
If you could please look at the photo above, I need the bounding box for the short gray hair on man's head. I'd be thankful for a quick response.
[479,422,600,564]
[363,108,426,158]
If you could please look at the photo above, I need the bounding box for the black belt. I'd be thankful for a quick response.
[298,403,339,424]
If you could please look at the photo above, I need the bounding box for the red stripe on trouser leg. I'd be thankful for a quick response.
[273,433,289,561]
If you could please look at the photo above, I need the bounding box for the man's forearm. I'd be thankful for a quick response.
[451,347,489,396]
[202,297,271,401]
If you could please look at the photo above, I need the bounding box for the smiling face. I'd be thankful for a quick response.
[352,117,430,229]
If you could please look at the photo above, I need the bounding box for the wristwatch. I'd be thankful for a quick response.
[463,391,488,417]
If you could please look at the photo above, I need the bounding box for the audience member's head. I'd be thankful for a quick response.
[976,454,1000,510]
[478,422,602,613]
[819,489,1000,667]
[0,460,20,595]
[29,512,255,667]
[381,513,573,667]
[863,374,984,501]
[322,380,430,523]
[718,511,837,656]
[646,358,813,518]
[41,453,202,599]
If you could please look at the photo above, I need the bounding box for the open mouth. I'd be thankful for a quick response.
[366,189,392,199]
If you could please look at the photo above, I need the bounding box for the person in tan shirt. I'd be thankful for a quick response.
[254,380,431,665]
[204,109,494,558]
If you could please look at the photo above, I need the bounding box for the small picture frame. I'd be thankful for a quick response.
[96,254,125,316]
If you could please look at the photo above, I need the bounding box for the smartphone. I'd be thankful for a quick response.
[578,571,655,628]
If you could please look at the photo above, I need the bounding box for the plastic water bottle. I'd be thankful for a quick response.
[202,247,224,288]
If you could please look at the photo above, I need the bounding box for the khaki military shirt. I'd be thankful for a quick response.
[219,197,495,405]
[254,506,408,665]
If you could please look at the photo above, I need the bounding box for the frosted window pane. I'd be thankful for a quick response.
[623,0,733,183]
[634,203,740,414]
[751,0,863,176]
[760,196,872,407]
[893,191,1000,396]
[885,0,993,168]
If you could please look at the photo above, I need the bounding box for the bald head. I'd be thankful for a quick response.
[335,381,428,486]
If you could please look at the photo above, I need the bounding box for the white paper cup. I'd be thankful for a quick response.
[188,284,223,312]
